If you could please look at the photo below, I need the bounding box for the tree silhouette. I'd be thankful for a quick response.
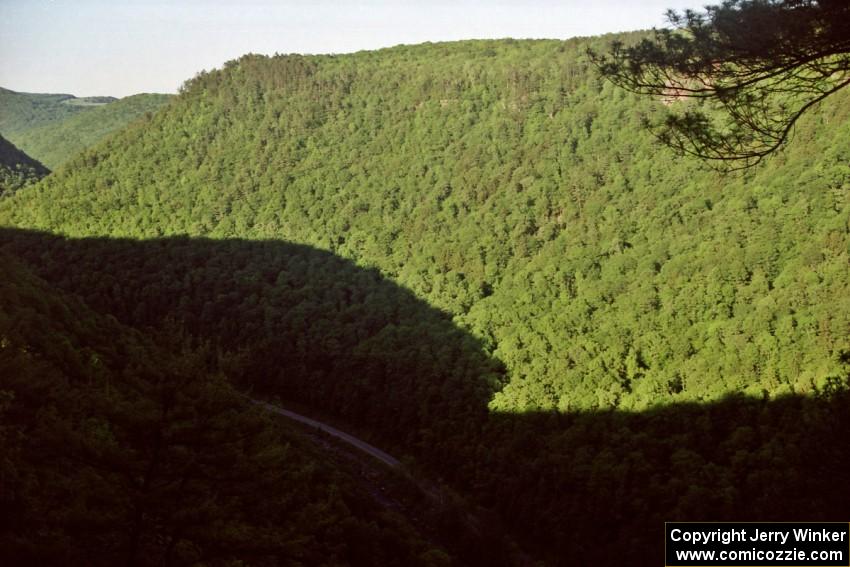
[592,0,850,167]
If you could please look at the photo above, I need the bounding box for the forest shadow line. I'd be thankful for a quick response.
[0,227,505,458]
[480,387,849,565]
[2,226,848,566]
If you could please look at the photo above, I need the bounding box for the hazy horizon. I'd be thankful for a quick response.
[1,0,706,98]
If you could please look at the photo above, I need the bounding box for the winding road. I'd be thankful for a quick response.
[254,398,535,565]
[254,400,401,468]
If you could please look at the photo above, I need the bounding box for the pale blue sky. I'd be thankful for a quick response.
[0,1,706,98]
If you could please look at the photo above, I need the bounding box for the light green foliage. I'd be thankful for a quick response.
[5,93,172,169]
[3,39,847,413]
[1,38,849,565]
[0,87,114,137]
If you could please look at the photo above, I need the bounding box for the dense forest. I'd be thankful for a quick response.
[0,242,503,567]
[1,37,848,565]
[0,134,48,196]
[0,87,115,137]
[2,93,172,170]
[0,88,171,169]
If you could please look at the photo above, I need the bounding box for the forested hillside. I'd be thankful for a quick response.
[0,135,48,196]
[1,38,848,564]
[5,93,172,169]
[0,243,485,567]
[0,87,115,137]
[4,39,848,411]
[0,88,171,169]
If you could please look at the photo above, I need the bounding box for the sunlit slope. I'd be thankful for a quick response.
[6,93,172,169]
[2,38,848,412]
[0,87,115,138]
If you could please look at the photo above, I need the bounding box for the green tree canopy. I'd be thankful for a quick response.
[0,134,48,196]
[592,0,850,167]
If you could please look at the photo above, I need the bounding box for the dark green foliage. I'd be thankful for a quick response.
[1,38,848,565]
[0,249,465,566]
[0,230,503,465]
[6,93,172,169]
[0,134,48,196]
[2,229,848,566]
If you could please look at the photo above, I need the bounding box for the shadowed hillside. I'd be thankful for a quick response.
[2,228,848,566]
[0,229,504,456]
[0,228,518,566]
[0,134,48,196]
